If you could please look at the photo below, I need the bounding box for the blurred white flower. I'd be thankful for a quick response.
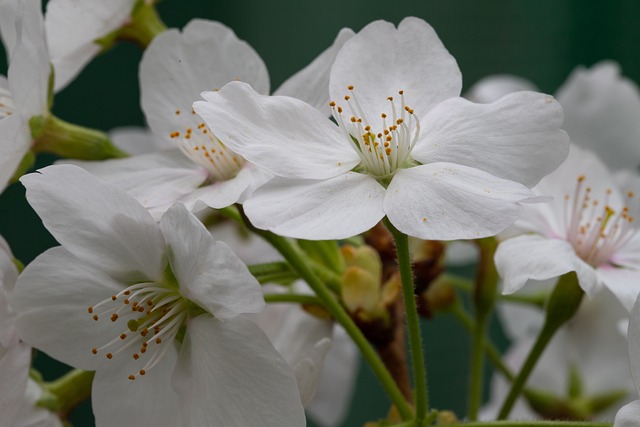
[614,296,640,426]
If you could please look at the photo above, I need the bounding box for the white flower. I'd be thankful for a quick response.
[0,0,49,192]
[11,165,305,427]
[614,296,640,426]
[193,17,569,240]
[71,20,354,219]
[496,144,640,310]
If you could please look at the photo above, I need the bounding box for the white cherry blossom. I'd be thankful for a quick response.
[11,165,305,427]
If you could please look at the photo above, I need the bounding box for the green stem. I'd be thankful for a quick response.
[445,274,547,308]
[248,262,297,285]
[30,115,128,160]
[264,293,323,307]
[497,272,584,419]
[469,238,499,420]
[384,218,428,423]
[44,369,94,416]
[453,422,610,427]
[118,1,167,47]
[243,223,413,420]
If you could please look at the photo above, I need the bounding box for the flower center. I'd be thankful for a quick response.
[87,280,188,381]
[0,86,16,120]
[330,86,420,179]
[563,175,637,266]
[169,109,245,181]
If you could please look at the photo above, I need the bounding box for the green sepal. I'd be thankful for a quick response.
[9,150,35,184]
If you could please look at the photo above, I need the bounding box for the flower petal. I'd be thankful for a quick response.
[8,0,48,118]
[173,315,306,427]
[0,342,30,427]
[495,234,600,296]
[629,297,640,395]
[612,233,640,270]
[92,344,183,427]
[159,204,264,320]
[329,17,461,123]
[109,127,174,155]
[384,163,536,240]
[557,61,640,171]
[20,165,166,281]
[614,400,640,427]
[45,0,135,91]
[465,75,537,103]
[274,28,354,116]
[11,247,125,371]
[0,113,30,193]
[141,19,269,146]
[194,81,360,179]
[413,92,569,188]
[596,266,640,312]
[0,0,19,59]
[244,172,386,240]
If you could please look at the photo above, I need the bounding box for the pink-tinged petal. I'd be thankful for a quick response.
[109,127,173,155]
[274,28,354,116]
[597,266,640,312]
[173,316,306,427]
[0,114,31,193]
[45,0,135,91]
[495,234,600,296]
[92,344,183,427]
[615,400,640,427]
[159,205,264,320]
[465,75,537,103]
[384,163,536,241]
[557,61,640,171]
[244,172,386,240]
[177,162,273,212]
[141,19,269,146]
[194,82,360,179]
[8,0,48,118]
[66,150,208,212]
[612,233,640,270]
[20,165,166,281]
[330,18,461,123]
[11,247,125,371]
[0,342,30,427]
[413,92,569,188]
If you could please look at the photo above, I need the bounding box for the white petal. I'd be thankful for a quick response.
[629,297,640,395]
[495,234,600,296]
[329,17,461,123]
[173,316,306,427]
[413,92,569,188]
[557,61,640,171]
[0,343,30,427]
[465,75,537,103]
[0,114,30,193]
[612,233,640,270]
[92,344,183,427]
[159,204,264,320]
[177,162,273,212]
[444,241,479,266]
[614,400,640,427]
[194,82,360,179]
[384,163,536,240]
[8,0,48,118]
[209,221,282,265]
[11,247,124,371]
[67,150,208,212]
[244,172,386,240]
[45,0,135,91]
[141,19,268,145]
[0,0,19,59]
[274,28,354,115]
[109,127,174,155]
[597,266,640,312]
[20,165,166,281]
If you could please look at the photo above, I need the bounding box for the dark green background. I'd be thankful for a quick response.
[1,1,639,425]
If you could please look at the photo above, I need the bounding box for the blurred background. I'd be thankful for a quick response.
[1,0,639,425]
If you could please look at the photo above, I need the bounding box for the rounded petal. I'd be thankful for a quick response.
[8,0,48,118]
[413,92,569,188]
[495,234,600,296]
[11,247,125,371]
[330,18,461,123]
[0,342,30,427]
[20,165,166,281]
[597,266,640,312]
[45,0,135,91]
[244,172,386,240]
[465,75,538,103]
[141,19,269,145]
[109,127,174,155]
[194,82,360,179]
[92,344,183,427]
[0,114,30,193]
[384,163,536,241]
[159,204,264,320]
[274,28,354,115]
[173,316,306,427]
[615,400,640,427]
[557,61,640,171]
